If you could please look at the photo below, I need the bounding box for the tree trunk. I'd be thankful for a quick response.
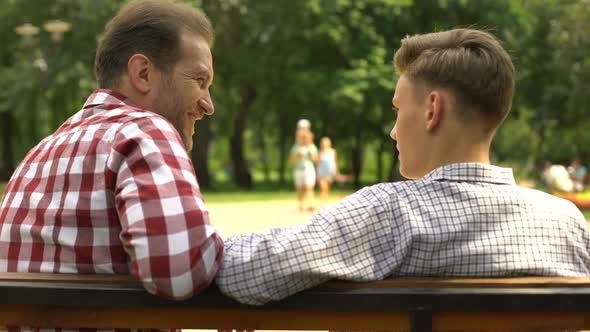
[352,113,363,188]
[352,147,363,188]
[262,141,271,184]
[191,115,213,190]
[0,112,15,181]
[230,86,256,189]
[279,119,288,186]
[534,106,549,170]
[377,143,384,183]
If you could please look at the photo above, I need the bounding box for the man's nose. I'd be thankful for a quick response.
[201,89,214,115]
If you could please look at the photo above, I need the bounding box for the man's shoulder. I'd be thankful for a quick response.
[95,105,170,127]
[77,105,176,139]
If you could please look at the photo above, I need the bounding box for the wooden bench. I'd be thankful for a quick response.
[2,273,590,331]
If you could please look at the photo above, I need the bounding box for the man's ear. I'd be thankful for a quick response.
[127,54,154,95]
[425,90,446,131]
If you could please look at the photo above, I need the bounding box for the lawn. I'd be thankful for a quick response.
[1,180,590,220]
[202,188,351,203]
[203,189,302,203]
[0,181,351,204]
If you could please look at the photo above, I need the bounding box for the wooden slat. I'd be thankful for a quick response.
[433,312,590,331]
[1,305,589,331]
[3,272,590,288]
[0,273,138,285]
[324,277,590,288]
[0,305,409,330]
[3,273,590,330]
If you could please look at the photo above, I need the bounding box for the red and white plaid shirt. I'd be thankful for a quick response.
[0,89,223,301]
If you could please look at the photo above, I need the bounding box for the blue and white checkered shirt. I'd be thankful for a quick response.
[216,163,590,305]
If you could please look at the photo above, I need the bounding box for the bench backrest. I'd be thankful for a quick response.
[2,273,590,331]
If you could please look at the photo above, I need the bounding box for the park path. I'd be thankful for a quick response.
[189,197,340,332]
[207,198,341,239]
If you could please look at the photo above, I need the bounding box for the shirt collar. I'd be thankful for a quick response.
[83,88,140,109]
[422,163,516,185]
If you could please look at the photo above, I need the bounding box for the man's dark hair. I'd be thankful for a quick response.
[95,0,213,88]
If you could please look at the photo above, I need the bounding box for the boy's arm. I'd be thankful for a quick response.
[216,185,405,305]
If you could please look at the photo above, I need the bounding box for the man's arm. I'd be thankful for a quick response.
[216,185,406,305]
[109,115,223,300]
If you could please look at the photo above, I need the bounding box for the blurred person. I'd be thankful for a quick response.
[0,1,224,331]
[316,136,339,201]
[543,162,575,192]
[297,118,311,130]
[569,157,587,192]
[216,28,590,306]
[541,161,553,188]
[290,122,318,211]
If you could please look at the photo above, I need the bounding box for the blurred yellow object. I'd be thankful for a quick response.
[553,191,590,209]
[577,191,590,200]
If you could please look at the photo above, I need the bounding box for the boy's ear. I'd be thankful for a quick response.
[425,90,446,131]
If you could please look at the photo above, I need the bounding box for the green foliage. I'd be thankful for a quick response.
[0,0,588,187]
[511,0,590,167]
[492,108,539,165]
[0,0,122,161]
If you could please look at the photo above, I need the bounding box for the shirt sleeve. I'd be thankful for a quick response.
[215,185,407,305]
[108,115,223,300]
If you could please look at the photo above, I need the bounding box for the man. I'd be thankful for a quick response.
[0,0,222,304]
[216,28,590,305]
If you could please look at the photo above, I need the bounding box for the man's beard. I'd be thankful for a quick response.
[152,85,192,152]
[171,103,193,153]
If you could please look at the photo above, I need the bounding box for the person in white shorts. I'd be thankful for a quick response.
[290,119,318,211]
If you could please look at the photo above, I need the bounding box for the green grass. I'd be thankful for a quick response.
[202,190,297,203]
[2,179,590,218]
[0,180,352,204]
[202,188,353,203]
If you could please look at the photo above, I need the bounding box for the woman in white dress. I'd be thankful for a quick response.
[290,125,318,211]
[316,137,338,201]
